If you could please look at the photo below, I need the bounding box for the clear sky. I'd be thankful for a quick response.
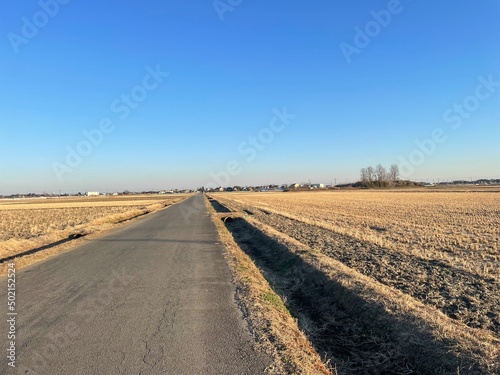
[1,0,499,193]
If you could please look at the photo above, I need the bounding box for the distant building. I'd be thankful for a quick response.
[87,192,100,196]
[311,183,325,189]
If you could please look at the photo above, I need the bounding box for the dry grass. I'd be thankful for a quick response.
[0,195,189,273]
[214,190,500,279]
[209,190,500,373]
[206,198,331,375]
[241,216,499,373]
[207,191,500,374]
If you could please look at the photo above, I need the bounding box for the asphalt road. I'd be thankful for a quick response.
[0,194,270,375]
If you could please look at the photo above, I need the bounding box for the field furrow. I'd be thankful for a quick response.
[253,207,499,334]
[214,191,500,338]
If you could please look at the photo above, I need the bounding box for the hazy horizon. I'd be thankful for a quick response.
[2,1,499,194]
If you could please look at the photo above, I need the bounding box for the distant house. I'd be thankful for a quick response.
[87,192,100,196]
[311,183,325,189]
[289,183,300,189]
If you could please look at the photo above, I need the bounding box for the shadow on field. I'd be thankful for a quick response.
[0,233,86,264]
[223,217,478,375]
[207,197,231,213]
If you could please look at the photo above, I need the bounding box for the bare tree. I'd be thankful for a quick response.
[375,164,387,182]
[389,164,400,181]
[366,166,374,182]
[360,168,369,183]
[360,164,397,185]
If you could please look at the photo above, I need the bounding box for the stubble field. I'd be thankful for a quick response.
[211,189,500,374]
[0,195,188,267]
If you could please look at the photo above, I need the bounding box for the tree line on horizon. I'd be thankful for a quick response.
[360,164,400,187]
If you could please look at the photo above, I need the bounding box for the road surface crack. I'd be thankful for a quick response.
[116,350,126,375]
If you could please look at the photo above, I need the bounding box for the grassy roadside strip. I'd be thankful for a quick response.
[243,215,500,374]
[205,197,332,375]
[0,196,190,275]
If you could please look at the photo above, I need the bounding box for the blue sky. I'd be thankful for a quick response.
[1,0,499,193]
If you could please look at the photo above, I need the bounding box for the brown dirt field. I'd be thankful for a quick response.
[216,190,500,279]
[245,207,499,335]
[209,191,500,373]
[213,191,500,335]
[0,194,189,272]
[206,198,331,375]
[225,214,499,374]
